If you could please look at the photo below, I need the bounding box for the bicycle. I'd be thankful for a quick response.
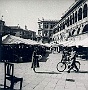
[56,59,80,72]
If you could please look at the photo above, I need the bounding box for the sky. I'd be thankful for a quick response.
[0,0,75,34]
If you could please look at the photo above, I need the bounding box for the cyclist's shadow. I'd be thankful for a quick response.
[69,70,88,73]
[35,71,61,74]
[77,70,88,73]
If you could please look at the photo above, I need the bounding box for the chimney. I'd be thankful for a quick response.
[17,24,20,28]
[25,25,27,30]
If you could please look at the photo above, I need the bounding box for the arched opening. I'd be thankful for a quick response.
[60,24,61,31]
[69,32,71,37]
[72,29,75,35]
[77,28,80,35]
[75,11,77,22]
[63,22,65,29]
[82,24,88,33]
[67,17,69,27]
[57,26,59,32]
[58,35,59,40]
[61,23,63,30]
[83,4,87,18]
[78,8,82,21]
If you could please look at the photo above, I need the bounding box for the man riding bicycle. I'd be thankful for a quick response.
[61,48,70,62]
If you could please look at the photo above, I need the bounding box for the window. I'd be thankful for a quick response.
[83,4,87,18]
[67,17,69,27]
[70,15,72,25]
[44,23,48,29]
[72,29,75,35]
[61,23,63,30]
[60,24,61,31]
[23,32,24,35]
[65,19,67,25]
[75,11,77,22]
[72,13,74,24]
[57,26,59,32]
[44,31,48,36]
[83,24,88,33]
[63,22,65,29]
[78,8,82,21]
[69,32,71,37]
[50,25,53,29]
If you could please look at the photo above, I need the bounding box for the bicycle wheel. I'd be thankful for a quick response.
[73,61,80,71]
[56,62,66,72]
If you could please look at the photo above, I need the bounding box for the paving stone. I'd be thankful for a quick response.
[0,52,88,90]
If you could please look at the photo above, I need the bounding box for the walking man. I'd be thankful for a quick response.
[31,47,37,72]
[31,47,39,72]
[68,47,79,73]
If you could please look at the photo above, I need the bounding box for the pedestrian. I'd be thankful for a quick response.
[68,47,79,73]
[31,47,39,72]
[50,46,53,53]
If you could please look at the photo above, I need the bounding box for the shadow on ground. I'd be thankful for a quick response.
[78,70,88,73]
[66,79,75,82]
[35,71,61,74]
[0,88,18,90]
[0,84,21,90]
[0,88,19,90]
[68,70,88,73]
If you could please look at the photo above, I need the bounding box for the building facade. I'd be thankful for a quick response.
[2,22,36,40]
[52,0,88,43]
[38,18,59,43]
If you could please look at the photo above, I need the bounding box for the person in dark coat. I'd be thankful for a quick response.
[31,47,39,72]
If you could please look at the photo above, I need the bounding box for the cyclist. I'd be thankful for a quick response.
[61,48,70,62]
[67,47,79,73]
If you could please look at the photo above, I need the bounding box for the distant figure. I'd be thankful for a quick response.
[50,46,53,53]
[61,49,67,62]
[68,47,79,73]
[52,47,55,54]
[57,46,60,53]
[61,48,69,62]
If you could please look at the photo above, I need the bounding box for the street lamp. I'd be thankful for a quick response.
[0,19,3,62]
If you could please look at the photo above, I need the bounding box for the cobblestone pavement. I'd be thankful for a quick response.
[0,51,88,90]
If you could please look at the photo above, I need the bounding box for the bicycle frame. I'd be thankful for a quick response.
[62,60,71,69]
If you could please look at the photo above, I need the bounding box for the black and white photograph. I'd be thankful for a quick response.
[0,0,88,90]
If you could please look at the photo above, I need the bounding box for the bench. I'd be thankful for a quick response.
[4,62,23,90]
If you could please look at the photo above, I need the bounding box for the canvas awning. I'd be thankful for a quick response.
[75,38,88,47]
[66,38,88,47]
[58,40,74,47]
[59,41,70,46]
[2,35,51,47]
[44,43,51,47]
[2,35,39,45]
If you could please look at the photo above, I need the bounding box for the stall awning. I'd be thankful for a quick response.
[2,35,51,47]
[75,38,88,47]
[65,38,88,47]
[2,35,39,45]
